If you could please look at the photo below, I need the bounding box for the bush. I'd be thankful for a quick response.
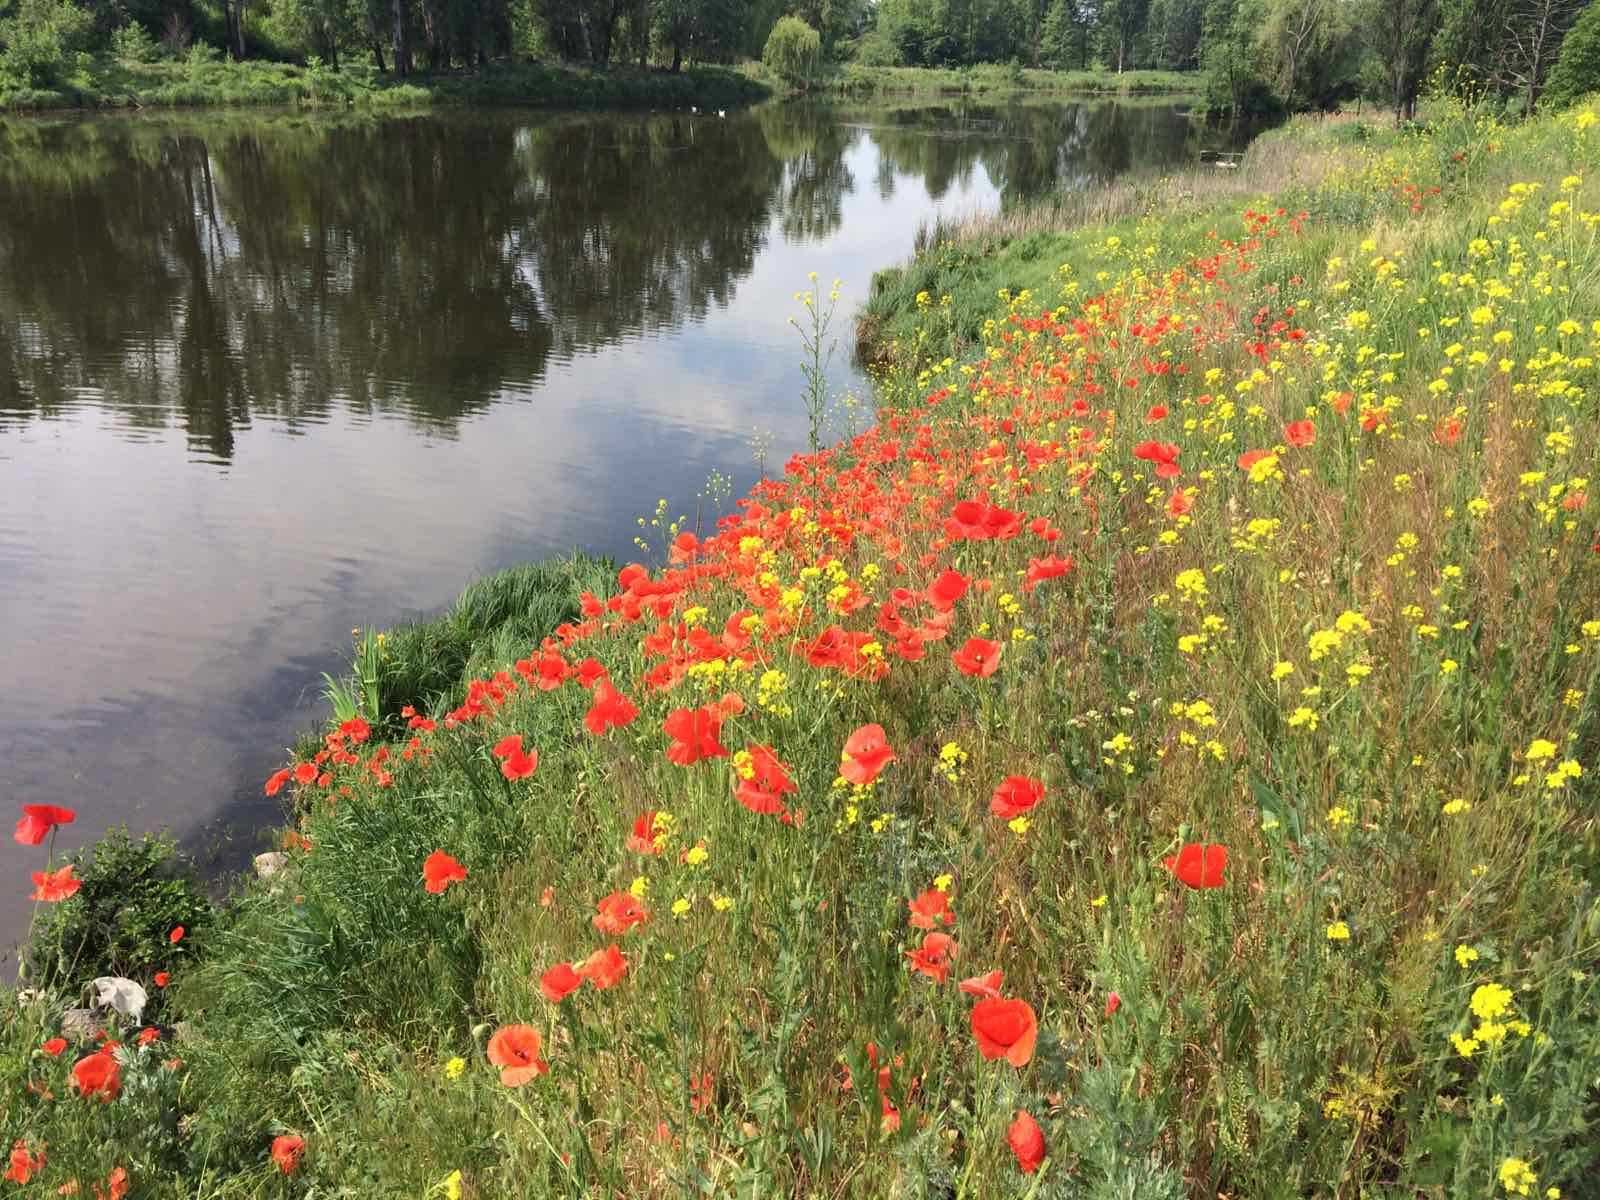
[762,14,821,89]
[0,0,92,88]
[850,30,900,67]
[24,827,213,998]
[110,20,161,64]
[1541,0,1600,111]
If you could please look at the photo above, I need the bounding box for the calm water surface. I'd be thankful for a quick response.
[0,98,1251,948]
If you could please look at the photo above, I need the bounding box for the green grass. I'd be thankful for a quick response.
[0,57,769,112]
[6,92,1600,1198]
[787,63,1198,98]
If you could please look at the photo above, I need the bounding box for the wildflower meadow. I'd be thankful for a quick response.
[5,95,1600,1197]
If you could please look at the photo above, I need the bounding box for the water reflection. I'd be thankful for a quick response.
[0,98,1253,948]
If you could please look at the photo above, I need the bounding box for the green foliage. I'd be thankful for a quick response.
[1542,0,1600,111]
[109,21,162,64]
[24,827,212,997]
[0,0,93,88]
[762,13,821,86]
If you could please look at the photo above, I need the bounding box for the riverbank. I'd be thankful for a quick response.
[0,57,769,112]
[7,96,1600,1196]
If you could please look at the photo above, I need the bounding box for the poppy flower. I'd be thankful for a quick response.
[540,962,582,1003]
[925,568,970,611]
[491,734,524,760]
[292,762,318,786]
[270,1133,306,1173]
[487,1024,549,1087]
[969,997,1038,1067]
[840,724,896,786]
[662,705,729,765]
[959,969,1004,1000]
[575,943,628,989]
[1007,1109,1046,1173]
[907,887,955,929]
[422,850,468,894]
[168,926,184,944]
[100,1167,130,1199]
[500,745,539,781]
[626,811,662,855]
[989,775,1045,820]
[153,971,170,989]
[733,744,797,816]
[584,680,639,735]
[42,1036,67,1057]
[30,864,81,903]
[1023,554,1073,593]
[952,637,1003,678]
[1131,440,1182,478]
[71,1049,121,1101]
[1236,448,1273,472]
[263,769,291,797]
[593,891,650,935]
[4,1141,44,1185]
[1104,991,1121,1017]
[1162,842,1228,889]
[906,932,958,983]
[137,1027,161,1047]
[14,803,75,846]
[1284,419,1316,447]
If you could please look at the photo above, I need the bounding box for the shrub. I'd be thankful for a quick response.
[24,827,213,997]
[0,0,92,88]
[762,15,821,89]
[1541,0,1600,111]
[110,20,161,64]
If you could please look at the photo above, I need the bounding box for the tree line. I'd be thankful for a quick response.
[1,0,1592,120]
[865,0,1592,117]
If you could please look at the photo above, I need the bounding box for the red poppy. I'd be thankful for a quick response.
[487,1024,549,1087]
[13,803,75,846]
[925,568,970,611]
[153,971,170,989]
[500,745,539,781]
[1131,440,1182,478]
[1023,554,1073,593]
[584,680,639,735]
[969,997,1038,1067]
[733,744,797,816]
[951,637,1002,678]
[1284,419,1316,447]
[1162,842,1228,889]
[840,724,896,786]
[906,932,958,983]
[662,705,729,766]
[137,1027,160,1047]
[42,1036,67,1057]
[422,850,468,894]
[540,962,583,1003]
[1236,448,1273,471]
[959,969,1004,1000]
[30,864,81,903]
[575,943,629,989]
[1167,488,1194,518]
[98,1166,130,1200]
[907,887,955,929]
[491,734,524,760]
[4,1141,44,1185]
[593,891,651,935]
[1104,990,1121,1017]
[626,811,662,855]
[264,769,291,797]
[270,1134,306,1174]
[72,1049,121,1101]
[1007,1109,1046,1173]
[990,775,1045,819]
[168,926,184,944]
[292,762,318,786]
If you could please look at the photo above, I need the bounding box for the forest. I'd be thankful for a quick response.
[0,0,1594,118]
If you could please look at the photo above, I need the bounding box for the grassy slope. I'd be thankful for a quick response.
[0,58,769,112]
[6,100,1600,1198]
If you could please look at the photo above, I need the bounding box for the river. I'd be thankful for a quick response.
[0,97,1256,952]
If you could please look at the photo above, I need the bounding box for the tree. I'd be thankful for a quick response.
[1501,0,1586,110]
[1100,0,1149,70]
[1540,0,1600,107]
[1260,0,1332,105]
[0,0,93,86]
[1363,0,1439,121]
[763,13,821,84]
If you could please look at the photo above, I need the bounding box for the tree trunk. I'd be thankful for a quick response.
[392,0,411,77]
[671,41,682,72]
